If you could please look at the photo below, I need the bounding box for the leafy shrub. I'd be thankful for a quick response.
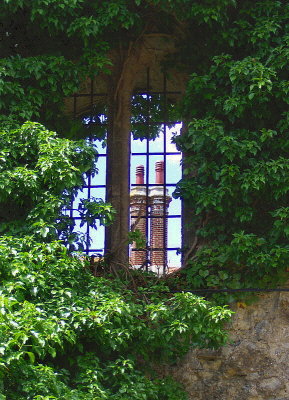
[0,236,232,399]
[0,122,114,249]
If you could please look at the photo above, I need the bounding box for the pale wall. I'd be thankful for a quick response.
[166,291,289,400]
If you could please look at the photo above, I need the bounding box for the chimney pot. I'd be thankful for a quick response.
[155,161,164,184]
[136,165,144,184]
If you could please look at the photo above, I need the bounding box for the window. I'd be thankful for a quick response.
[65,68,182,274]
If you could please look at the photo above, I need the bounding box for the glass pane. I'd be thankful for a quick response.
[94,139,107,155]
[89,226,105,252]
[148,155,164,184]
[149,126,164,153]
[167,251,181,271]
[91,157,106,186]
[131,134,147,153]
[90,187,106,201]
[166,155,182,184]
[167,187,181,216]
[167,218,181,248]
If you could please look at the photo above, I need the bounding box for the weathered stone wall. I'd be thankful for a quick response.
[167,291,289,400]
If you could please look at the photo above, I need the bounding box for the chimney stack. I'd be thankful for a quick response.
[149,161,171,273]
[130,165,147,266]
[129,162,171,274]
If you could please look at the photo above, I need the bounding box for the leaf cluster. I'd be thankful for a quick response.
[174,0,289,298]
[0,236,232,399]
[0,122,114,250]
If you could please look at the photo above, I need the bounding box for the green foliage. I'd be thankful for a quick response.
[0,111,231,400]
[0,122,114,250]
[3,0,280,396]
[0,236,232,399]
[0,0,237,133]
[78,198,115,229]
[127,229,146,249]
[131,94,179,140]
[0,54,104,137]
[174,0,289,298]
[0,56,82,125]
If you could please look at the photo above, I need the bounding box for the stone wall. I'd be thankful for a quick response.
[167,291,289,400]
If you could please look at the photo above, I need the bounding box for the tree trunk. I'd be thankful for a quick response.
[104,36,178,270]
[105,44,140,270]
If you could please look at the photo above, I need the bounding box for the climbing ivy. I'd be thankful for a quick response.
[0,0,235,133]
[174,0,289,299]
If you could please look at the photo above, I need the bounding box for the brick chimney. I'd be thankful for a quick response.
[149,161,171,273]
[129,165,147,266]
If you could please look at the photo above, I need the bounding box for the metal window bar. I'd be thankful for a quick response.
[163,73,168,275]
[145,69,151,271]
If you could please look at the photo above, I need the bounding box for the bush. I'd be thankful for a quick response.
[0,236,232,399]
